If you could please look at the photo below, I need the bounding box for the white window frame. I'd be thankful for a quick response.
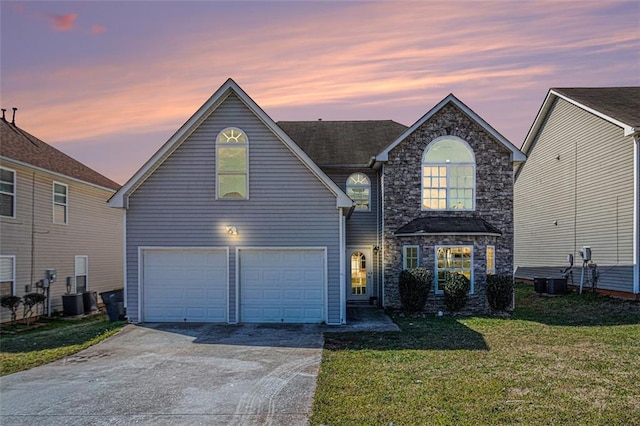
[216,127,249,200]
[346,173,371,212]
[486,245,496,275]
[421,136,476,211]
[434,245,474,294]
[402,245,420,270]
[0,167,16,218]
[0,255,16,297]
[75,255,88,293]
[53,181,68,224]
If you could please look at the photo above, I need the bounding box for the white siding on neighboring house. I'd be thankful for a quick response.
[125,93,343,324]
[515,98,635,293]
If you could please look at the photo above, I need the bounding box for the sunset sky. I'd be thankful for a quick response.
[1,1,638,185]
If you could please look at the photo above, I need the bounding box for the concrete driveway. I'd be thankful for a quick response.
[0,323,324,425]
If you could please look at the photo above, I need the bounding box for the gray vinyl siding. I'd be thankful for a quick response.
[325,168,381,301]
[126,94,342,323]
[0,161,123,322]
[515,98,635,293]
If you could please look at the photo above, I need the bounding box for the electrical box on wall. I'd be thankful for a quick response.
[580,247,592,262]
[45,269,57,283]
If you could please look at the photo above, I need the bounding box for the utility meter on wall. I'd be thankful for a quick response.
[580,247,592,262]
[45,269,57,283]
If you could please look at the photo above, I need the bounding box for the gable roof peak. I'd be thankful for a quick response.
[108,79,354,209]
[375,93,526,163]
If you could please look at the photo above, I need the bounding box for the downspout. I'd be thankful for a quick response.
[339,209,346,324]
[380,164,386,307]
[634,134,639,294]
[122,211,128,309]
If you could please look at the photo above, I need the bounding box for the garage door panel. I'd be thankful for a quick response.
[240,249,325,323]
[143,249,227,323]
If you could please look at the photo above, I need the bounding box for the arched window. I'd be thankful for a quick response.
[216,127,248,199]
[346,173,371,211]
[422,136,475,210]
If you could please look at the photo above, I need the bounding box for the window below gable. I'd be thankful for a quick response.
[216,127,248,199]
[0,167,15,218]
[53,182,68,224]
[346,173,371,211]
[422,136,475,211]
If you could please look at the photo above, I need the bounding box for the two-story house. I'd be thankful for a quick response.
[108,79,524,324]
[0,114,124,322]
[515,87,639,298]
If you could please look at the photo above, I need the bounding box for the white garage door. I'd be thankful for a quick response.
[143,249,227,322]
[239,249,325,323]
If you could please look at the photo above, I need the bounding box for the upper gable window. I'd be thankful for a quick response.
[422,136,475,210]
[0,167,15,218]
[53,182,68,224]
[216,127,248,199]
[346,173,371,211]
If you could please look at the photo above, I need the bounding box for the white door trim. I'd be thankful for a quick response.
[347,246,373,302]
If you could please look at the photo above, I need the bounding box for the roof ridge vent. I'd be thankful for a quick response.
[11,107,17,125]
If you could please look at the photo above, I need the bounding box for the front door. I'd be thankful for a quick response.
[347,247,372,301]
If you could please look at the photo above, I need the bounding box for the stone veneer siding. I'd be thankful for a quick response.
[383,103,515,313]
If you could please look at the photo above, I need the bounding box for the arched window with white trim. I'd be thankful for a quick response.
[422,136,475,210]
[346,173,371,211]
[216,127,248,199]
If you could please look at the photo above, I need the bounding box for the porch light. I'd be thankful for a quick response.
[225,225,238,235]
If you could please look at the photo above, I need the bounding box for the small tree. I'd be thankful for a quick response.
[1,295,22,326]
[398,267,432,312]
[443,272,471,312]
[22,293,46,326]
[487,275,514,311]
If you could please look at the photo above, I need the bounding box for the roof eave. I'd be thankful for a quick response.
[394,231,502,237]
[2,156,119,194]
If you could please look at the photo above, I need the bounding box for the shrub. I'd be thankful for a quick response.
[487,274,514,311]
[22,293,46,326]
[398,268,432,312]
[443,272,470,311]
[1,295,22,326]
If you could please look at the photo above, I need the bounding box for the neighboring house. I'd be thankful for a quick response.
[514,87,640,298]
[0,116,124,322]
[109,79,524,324]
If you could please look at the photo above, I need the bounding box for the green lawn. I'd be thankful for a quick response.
[311,285,640,425]
[0,314,124,376]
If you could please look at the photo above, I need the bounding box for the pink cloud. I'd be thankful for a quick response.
[91,24,107,35]
[49,13,77,31]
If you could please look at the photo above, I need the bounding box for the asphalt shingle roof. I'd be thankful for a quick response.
[395,217,502,236]
[278,120,408,166]
[0,119,120,191]
[553,87,640,128]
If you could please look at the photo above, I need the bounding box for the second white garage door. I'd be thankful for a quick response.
[143,249,227,322]
[239,249,325,323]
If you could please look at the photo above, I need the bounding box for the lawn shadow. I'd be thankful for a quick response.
[324,317,489,352]
[514,286,640,327]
